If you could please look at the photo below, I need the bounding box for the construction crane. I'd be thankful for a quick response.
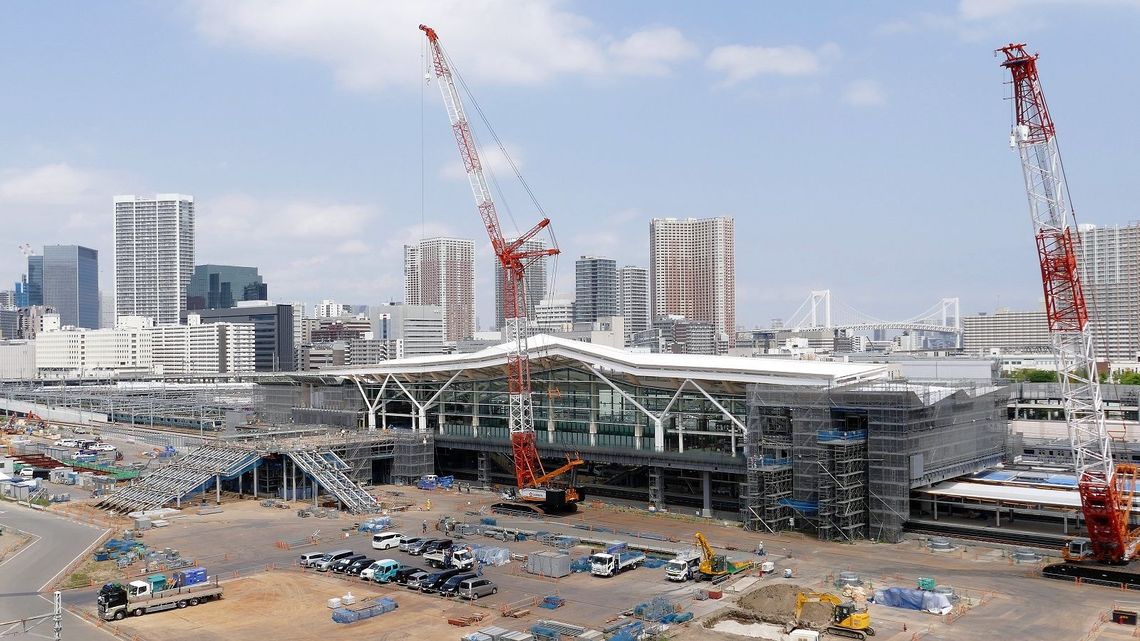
[420,25,582,512]
[694,532,752,580]
[999,43,1140,565]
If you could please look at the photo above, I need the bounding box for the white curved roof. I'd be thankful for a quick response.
[317,333,892,387]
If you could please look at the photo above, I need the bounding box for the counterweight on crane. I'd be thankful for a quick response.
[999,43,1140,564]
[420,25,582,510]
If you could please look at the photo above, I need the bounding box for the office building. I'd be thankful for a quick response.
[961,309,1051,355]
[1076,223,1140,362]
[404,238,475,342]
[99,292,115,329]
[375,303,445,357]
[618,266,650,347]
[42,245,99,329]
[493,238,547,330]
[314,300,352,318]
[151,315,256,376]
[650,217,736,345]
[0,290,13,310]
[574,256,617,324]
[190,302,295,372]
[535,297,574,332]
[114,194,195,325]
[633,315,718,355]
[13,276,29,308]
[186,265,267,311]
[0,310,17,340]
[0,341,35,380]
[26,255,43,306]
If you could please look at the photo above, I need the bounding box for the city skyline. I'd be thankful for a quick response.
[3,4,1140,327]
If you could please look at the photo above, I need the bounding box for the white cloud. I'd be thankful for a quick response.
[706,43,840,86]
[203,194,376,241]
[608,27,698,76]
[189,0,697,90]
[0,163,100,206]
[441,143,523,182]
[879,0,1139,40]
[842,79,887,107]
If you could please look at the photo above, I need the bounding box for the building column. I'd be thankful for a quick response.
[418,406,427,433]
[589,383,598,447]
[702,471,713,518]
[654,418,664,452]
[932,496,937,521]
[634,420,644,450]
[547,393,555,444]
[471,388,480,438]
[238,473,243,498]
[995,501,1001,527]
[215,473,221,505]
[253,464,258,499]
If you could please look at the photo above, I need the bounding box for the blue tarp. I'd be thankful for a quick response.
[874,588,952,614]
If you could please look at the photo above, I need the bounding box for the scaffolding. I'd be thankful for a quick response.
[391,432,434,484]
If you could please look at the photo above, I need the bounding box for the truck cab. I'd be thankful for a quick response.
[665,552,702,581]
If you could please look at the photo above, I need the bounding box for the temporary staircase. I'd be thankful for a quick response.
[287,450,379,514]
[98,445,260,513]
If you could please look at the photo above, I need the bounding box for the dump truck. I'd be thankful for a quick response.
[97,568,221,620]
[795,591,875,640]
[424,545,476,571]
[695,533,753,580]
[665,549,703,581]
[590,543,645,577]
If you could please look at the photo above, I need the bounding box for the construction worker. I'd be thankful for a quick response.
[422,520,427,534]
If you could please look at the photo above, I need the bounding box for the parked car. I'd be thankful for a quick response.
[419,568,462,594]
[437,572,478,597]
[331,554,368,574]
[298,552,326,568]
[404,570,432,590]
[313,550,355,572]
[398,537,423,553]
[457,577,498,600]
[372,532,404,550]
[394,566,426,585]
[345,557,375,576]
[361,559,400,583]
[405,539,439,556]
[53,439,80,448]
[89,443,117,452]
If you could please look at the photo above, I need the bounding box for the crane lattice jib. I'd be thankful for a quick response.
[420,24,555,489]
[999,43,1137,563]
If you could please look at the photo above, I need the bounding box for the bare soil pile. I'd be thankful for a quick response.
[736,584,833,628]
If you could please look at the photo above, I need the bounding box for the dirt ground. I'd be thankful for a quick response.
[734,583,832,628]
[0,529,31,564]
[96,570,488,641]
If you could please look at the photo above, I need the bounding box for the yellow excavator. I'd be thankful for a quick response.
[695,533,753,580]
[795,592,874,639]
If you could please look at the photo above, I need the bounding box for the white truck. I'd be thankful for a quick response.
[424,545,476,571]
[665,550,703,581]
[97,575,222,620]
[590,550,645,577]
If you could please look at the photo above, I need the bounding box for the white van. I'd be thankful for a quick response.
[372,532,404,550]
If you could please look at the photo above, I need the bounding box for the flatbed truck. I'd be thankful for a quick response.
[97,576,222,620]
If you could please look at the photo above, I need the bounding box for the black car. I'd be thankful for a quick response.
[345,557,375,576]
[419,568,463,593]
[424,539,454,554]
[394,566,426,585]
[406,538,439,556]
[331,554,367,574]
[404,570,431,590]
[437,572,478,597]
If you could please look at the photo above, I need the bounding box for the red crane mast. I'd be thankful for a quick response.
[420,24,559,492]
[999,43,1139,564]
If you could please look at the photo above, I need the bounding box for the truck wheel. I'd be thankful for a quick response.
[131,608,144,617]
[189,598,199,606]
[113,611,125,621]
[176,600,187,608]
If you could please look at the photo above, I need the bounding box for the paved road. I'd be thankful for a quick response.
[0,504,117,640]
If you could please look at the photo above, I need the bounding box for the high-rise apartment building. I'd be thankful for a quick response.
[493,238,547,330]
[1076,223,1140,362]
[574,256,617,324]
[314,300,352,318]
[961,309,1051,354]
[186,265,267,311]
[618,266,650,347]
[114,194,195,326]
[535,297,574,332]
[42,245,99,329]
[649,217,735,344]
[404,238,475,343]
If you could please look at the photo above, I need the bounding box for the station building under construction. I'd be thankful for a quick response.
[0,335,1009,542]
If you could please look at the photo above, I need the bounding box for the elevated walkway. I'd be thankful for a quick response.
[287,450,380,514]
[98,445,260,513]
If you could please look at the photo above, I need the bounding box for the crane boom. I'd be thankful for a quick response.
[420,24,559,492]
[999,43,1138,564]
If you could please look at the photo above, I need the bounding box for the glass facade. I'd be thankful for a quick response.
[26,256,43,306]
[186,264,268,311]
[42,245,99,329]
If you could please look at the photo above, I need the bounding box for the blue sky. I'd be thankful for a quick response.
[2,1,1139,329]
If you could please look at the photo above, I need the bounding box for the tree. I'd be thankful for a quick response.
[1009,369,1058,383]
